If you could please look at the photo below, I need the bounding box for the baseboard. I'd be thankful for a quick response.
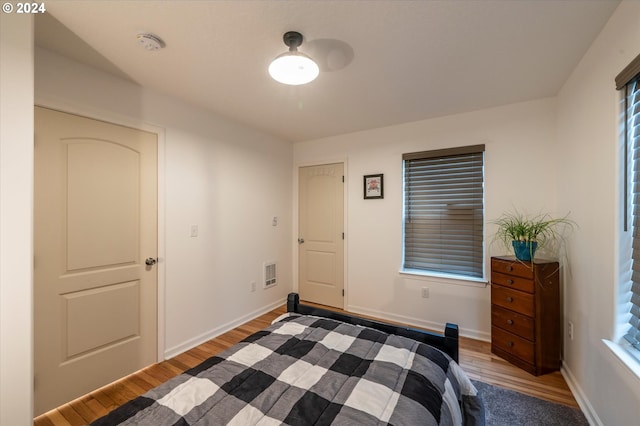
[561,364,602,426]
[346,304,491,342]
[163,297,286,359]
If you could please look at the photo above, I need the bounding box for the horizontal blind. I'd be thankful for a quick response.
[626,76,640,350]
[403,145,484,278]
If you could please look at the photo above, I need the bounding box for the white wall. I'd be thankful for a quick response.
[34,48,293,358]
[294,97,559,339]
[0,13,34,426]
[557,0,640,424]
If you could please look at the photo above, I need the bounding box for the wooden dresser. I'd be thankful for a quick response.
[490,256,561,376]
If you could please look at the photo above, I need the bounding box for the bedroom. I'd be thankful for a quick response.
[1,0,639,424]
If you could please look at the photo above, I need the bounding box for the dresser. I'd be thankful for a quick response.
[490,256,561,375]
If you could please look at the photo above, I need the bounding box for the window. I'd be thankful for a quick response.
[402,145,485,279]
[617,53,640,352]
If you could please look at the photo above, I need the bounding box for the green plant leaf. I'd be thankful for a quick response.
[490,209,576,262]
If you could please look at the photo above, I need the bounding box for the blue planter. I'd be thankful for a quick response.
[512,240,538,261]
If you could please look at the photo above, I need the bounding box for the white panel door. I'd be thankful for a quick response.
[298,163,344,308]
[34,107,158,415]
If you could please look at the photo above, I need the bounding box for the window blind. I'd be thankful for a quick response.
[403,145,485,278]
[625,75,640,350]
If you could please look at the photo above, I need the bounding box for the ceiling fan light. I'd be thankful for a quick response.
[269,51,319,85]
[269,31,319,85]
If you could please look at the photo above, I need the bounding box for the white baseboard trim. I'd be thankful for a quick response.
[561,364,602,426]
[346,304,491,342]
[163,297,286,359]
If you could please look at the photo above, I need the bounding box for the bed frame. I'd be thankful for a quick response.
[286,293,459,363]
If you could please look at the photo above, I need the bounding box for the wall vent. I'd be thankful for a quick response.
[264,261,277,288]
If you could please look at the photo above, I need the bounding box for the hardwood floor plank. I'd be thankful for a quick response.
[136,369,165,388]
[67,397,100,425]
[35,410,70,426]
[86,389,117,414]
[182,347,211,364]
[144,363,179,383]
[34,303,581,425]
[125,373,157,394]
[33,415,56,426]
[164,357,193,373]
[81,396,109,422]
[103,382,138,407]
[118,377,150,397]
[56,405,84,426]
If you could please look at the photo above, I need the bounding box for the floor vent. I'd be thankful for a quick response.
[264,262,277,288]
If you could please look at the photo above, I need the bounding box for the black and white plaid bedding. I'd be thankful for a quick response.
[92,314,484,425]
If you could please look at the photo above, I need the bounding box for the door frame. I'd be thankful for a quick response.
[34,98,166,361]
[293,159,348,308]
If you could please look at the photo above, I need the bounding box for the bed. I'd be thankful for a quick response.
[92,293,484,425]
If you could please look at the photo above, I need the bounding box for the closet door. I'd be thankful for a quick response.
[298,163,344,308]
[34,107,158,414]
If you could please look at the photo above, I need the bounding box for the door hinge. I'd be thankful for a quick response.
[342,175,344,183]
[342,289,345,297]
[342,232,344,240]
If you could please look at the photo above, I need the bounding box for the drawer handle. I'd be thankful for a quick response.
[506,297,513,303]
[506,319,514,325]
[507,279,514,285]
[507,266,513,271]
[508,341,514,347]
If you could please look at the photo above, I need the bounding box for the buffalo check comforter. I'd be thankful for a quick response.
[92,314,484,425]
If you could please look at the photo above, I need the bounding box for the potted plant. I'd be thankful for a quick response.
[491,210,576,262]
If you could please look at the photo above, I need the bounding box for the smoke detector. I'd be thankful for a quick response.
[136,33,165,51]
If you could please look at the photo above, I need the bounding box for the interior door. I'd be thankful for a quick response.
[298,163,344,308]
[34,106,158,415]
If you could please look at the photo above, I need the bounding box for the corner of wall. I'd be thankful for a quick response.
[0,11,35,426]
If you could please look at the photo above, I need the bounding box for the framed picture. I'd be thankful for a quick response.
[364,174,384,199]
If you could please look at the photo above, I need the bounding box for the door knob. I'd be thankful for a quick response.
[298,238,305,244]
[145,257,158,266]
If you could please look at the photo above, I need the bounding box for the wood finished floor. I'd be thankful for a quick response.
[34,303,579,425]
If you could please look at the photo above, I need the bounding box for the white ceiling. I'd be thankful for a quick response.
[37,0,620,143]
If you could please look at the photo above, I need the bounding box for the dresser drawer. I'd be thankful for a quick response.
[491,271,534,293]
[490,256,561,376]
[491,285,534,317]
[491,257,534,279]
[491,304,535,341]
[491,326,535,365]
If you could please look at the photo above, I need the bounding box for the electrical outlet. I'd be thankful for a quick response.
[568,321,574,340]
[251,281,256,292]
[421,287,429,298]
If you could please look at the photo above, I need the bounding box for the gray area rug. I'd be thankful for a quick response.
[472,380,589,426]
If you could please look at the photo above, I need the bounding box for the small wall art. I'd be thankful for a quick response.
[363,174,384,199]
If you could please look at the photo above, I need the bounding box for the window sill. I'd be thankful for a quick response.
[602,339,640,384]
[399,268,488,288]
